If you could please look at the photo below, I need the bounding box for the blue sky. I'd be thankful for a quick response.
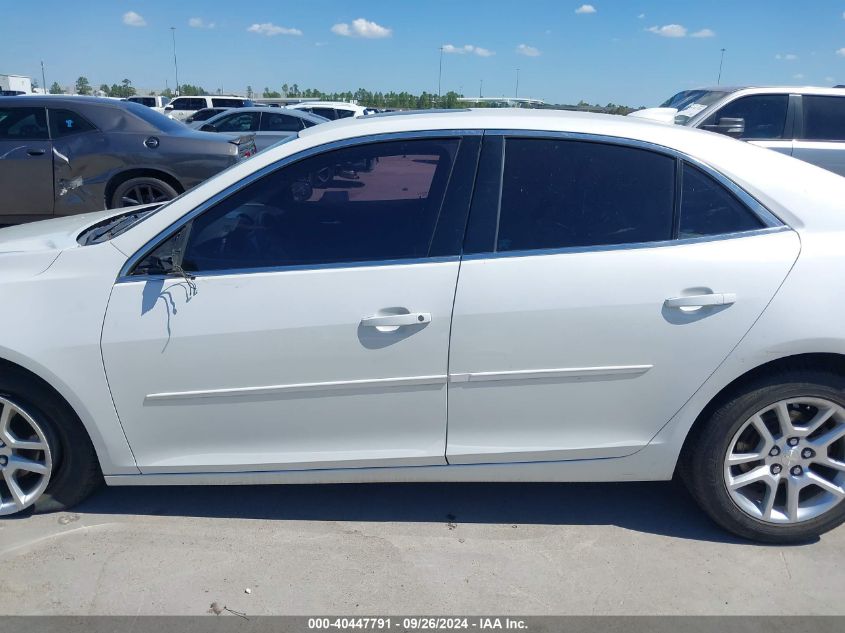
[3,1,845,105]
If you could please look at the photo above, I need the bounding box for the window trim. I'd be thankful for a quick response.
[462,130,783,256]
[118,129,482,281]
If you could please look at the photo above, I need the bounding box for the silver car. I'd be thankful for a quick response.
[0,96,257,223]
[631,86,845,177]
[196,107,329,151]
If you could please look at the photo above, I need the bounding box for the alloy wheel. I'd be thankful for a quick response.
[0,397,53,516]
[119,182,173,207]
[724,397,845,524]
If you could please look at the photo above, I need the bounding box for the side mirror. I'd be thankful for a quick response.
[164,105,174,112]
[701,117,745,138]
[200,123,217,132]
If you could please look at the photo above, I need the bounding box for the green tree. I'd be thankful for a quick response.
[161,87,173,98]
[118,78,136,98]
[99,83,111,96]
[49,81,64,94]
[262,87,281,98]
[75,76,92,95]
[178,84,206,96]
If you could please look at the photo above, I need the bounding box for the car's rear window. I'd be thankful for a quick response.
[122,101,186,133]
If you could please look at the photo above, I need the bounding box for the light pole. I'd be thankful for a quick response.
[479,79,483,98]
[40,60,46,94]
[717,48,726,85]
[170,27,180,96]
[515,68,520,98]
[438,46,444,103]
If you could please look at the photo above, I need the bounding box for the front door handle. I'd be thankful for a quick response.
[360,312,432,328]
[665,293,736,308]
[26,148,46,156]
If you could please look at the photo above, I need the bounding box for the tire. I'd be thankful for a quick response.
[682,368,845,543]
[109,176,179,209]
[0,370,102,516]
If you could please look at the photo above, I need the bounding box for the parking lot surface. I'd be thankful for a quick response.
[1,481,843,615]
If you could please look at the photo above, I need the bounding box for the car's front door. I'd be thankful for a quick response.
[698,93,794,157]
[101,134,479,473]
[0,105,53,217]
[446,135,800,464]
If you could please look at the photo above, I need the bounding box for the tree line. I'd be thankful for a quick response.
[47,77,639,114]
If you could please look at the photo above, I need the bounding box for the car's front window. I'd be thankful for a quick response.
[661,90,730,124]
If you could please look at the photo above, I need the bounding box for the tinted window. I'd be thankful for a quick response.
[123,101,186,133]
[0,107,48,140]
[169,98,191,110]
[802,96,845,141]
[496,139,675,252]
[212,98,246,108]
[214,111,260,132]
[679,164,764,239]
[177,139,459,271]
[335,109,356,119]
[129,97,155,107]
[260,112,303,132]
[710,94,789,139]
[49,109,97,137]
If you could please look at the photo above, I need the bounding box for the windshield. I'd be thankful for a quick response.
[660,89,730,124]
[122,100,187,133]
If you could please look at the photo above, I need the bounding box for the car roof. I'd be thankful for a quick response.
[203,106,329,123]
[687,85,845,96]
[289,101,363,110]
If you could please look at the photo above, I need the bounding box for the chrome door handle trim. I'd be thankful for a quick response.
[360,312,432,327]
[664,293,736,308]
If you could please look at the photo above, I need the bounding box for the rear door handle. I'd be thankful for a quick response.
[26,149,46,156]
[360,312,432,327]
[665,293,736,308]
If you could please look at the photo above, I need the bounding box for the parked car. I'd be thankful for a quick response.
[1,109,844,543]
[286,101,367,120]
[126,95,171,114]
[185,107,232,126]
[0,96,257,223]
[164,96,253,122]
[196,107,329,150]
[630,86,845,177]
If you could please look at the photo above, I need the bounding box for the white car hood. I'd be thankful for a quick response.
[627,107,679,125]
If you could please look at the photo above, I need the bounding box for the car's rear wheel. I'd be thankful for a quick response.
[0,374,102,517]
[110,177,178,208]
[683,369,845,543]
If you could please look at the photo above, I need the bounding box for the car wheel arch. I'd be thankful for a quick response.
[676,351,845,472]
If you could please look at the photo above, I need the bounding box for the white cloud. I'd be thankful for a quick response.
[793,73,805,80]
[516,44,541,57]
[690,28,715,38]
[647,24,687,38]
[637,13,645,19]
[247,22,302,36]
[775,53,798,60]
[442,44,494,57]
[575,4,597,14]
[837,48,845,57]
[122,11,146,27]
[331,18,392,39]
[826,75,835,82]
[188,17,215,29]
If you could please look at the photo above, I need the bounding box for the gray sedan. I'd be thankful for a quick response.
[0,96,257,223]
[196,107,329,151]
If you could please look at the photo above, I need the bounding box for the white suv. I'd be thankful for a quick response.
[164,96,253,122]
[125,95,171,114]
[631,86,845,177]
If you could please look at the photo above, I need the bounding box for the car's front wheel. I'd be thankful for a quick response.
[0,373,102,517]
[683,368,845,543]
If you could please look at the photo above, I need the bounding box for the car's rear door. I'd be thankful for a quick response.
[445,134,800,464]
[791,94,845,177]
[47,107,107,215]
[0,105,53,218]
[101,133,480,473]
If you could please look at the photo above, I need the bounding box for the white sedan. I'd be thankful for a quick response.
[1,109,844,543]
